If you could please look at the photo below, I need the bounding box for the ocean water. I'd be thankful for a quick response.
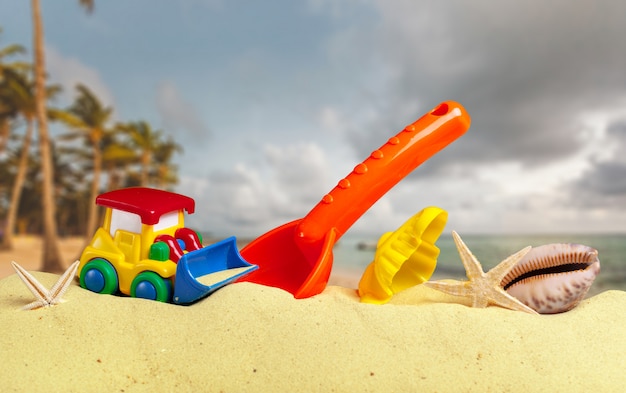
[332,233,626,296]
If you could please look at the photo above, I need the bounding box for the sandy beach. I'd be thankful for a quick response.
[1,237,625,392]
[0,236,85,279]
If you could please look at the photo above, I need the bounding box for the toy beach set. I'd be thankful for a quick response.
[2,101,622,392]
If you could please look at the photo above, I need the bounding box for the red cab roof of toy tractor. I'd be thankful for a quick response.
[96,187,195,225]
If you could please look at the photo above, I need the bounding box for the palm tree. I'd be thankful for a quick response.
[31,0,64,272]
[116,120,166,187]
[56,83,112,239]
[0,28,28,76]
[0,90,18,156]
[151,136,182,189]
[28,0,96,270]
[8,148,42,234]
[0,28,29,156]
[52,139,89,236]
[0,69,61,250]
[101,131,137,190]
[0,76,20,157]
[0,70,39,249]
[78,0,94,14]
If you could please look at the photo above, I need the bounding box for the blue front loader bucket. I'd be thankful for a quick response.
[173,236,258,304]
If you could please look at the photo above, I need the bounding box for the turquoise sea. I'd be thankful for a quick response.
[332,233,626,296]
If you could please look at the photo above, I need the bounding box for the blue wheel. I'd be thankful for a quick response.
[79,258,119,294]
[130,272,172,302]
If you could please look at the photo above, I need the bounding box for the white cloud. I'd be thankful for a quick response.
[70,0,625,236]
[309,0,626,170]
[155,80,211,137]
[303,0,626,235]
[317,106,348,136]
[46,46,115,108]
[264,142,332,206]
[182,141,334,237]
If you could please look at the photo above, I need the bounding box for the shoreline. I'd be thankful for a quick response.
[0,235,365,287]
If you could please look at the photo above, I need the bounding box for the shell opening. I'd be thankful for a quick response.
[502,262,592,291]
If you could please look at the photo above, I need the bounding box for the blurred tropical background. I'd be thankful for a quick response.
[0,1,182,273]
[0,1,624,293]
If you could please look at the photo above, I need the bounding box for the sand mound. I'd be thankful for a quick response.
[1,271,624,392]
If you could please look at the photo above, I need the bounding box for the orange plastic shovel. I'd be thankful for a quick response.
[239,101,471,298]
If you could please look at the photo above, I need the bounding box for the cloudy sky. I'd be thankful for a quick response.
[2,1,626,237]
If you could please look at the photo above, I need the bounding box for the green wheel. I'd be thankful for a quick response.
[80,258,119,294]
[130,272,172,302]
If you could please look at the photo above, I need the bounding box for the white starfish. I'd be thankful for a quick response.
[11,260,80,310]
[423,231,538,315]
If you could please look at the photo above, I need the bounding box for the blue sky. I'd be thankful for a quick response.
[2,1,626,237]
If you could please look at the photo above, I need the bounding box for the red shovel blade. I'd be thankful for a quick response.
[240,101,471,298]
[239,220,337,297]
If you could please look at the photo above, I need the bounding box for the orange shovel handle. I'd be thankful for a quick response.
[295,101,470,243]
